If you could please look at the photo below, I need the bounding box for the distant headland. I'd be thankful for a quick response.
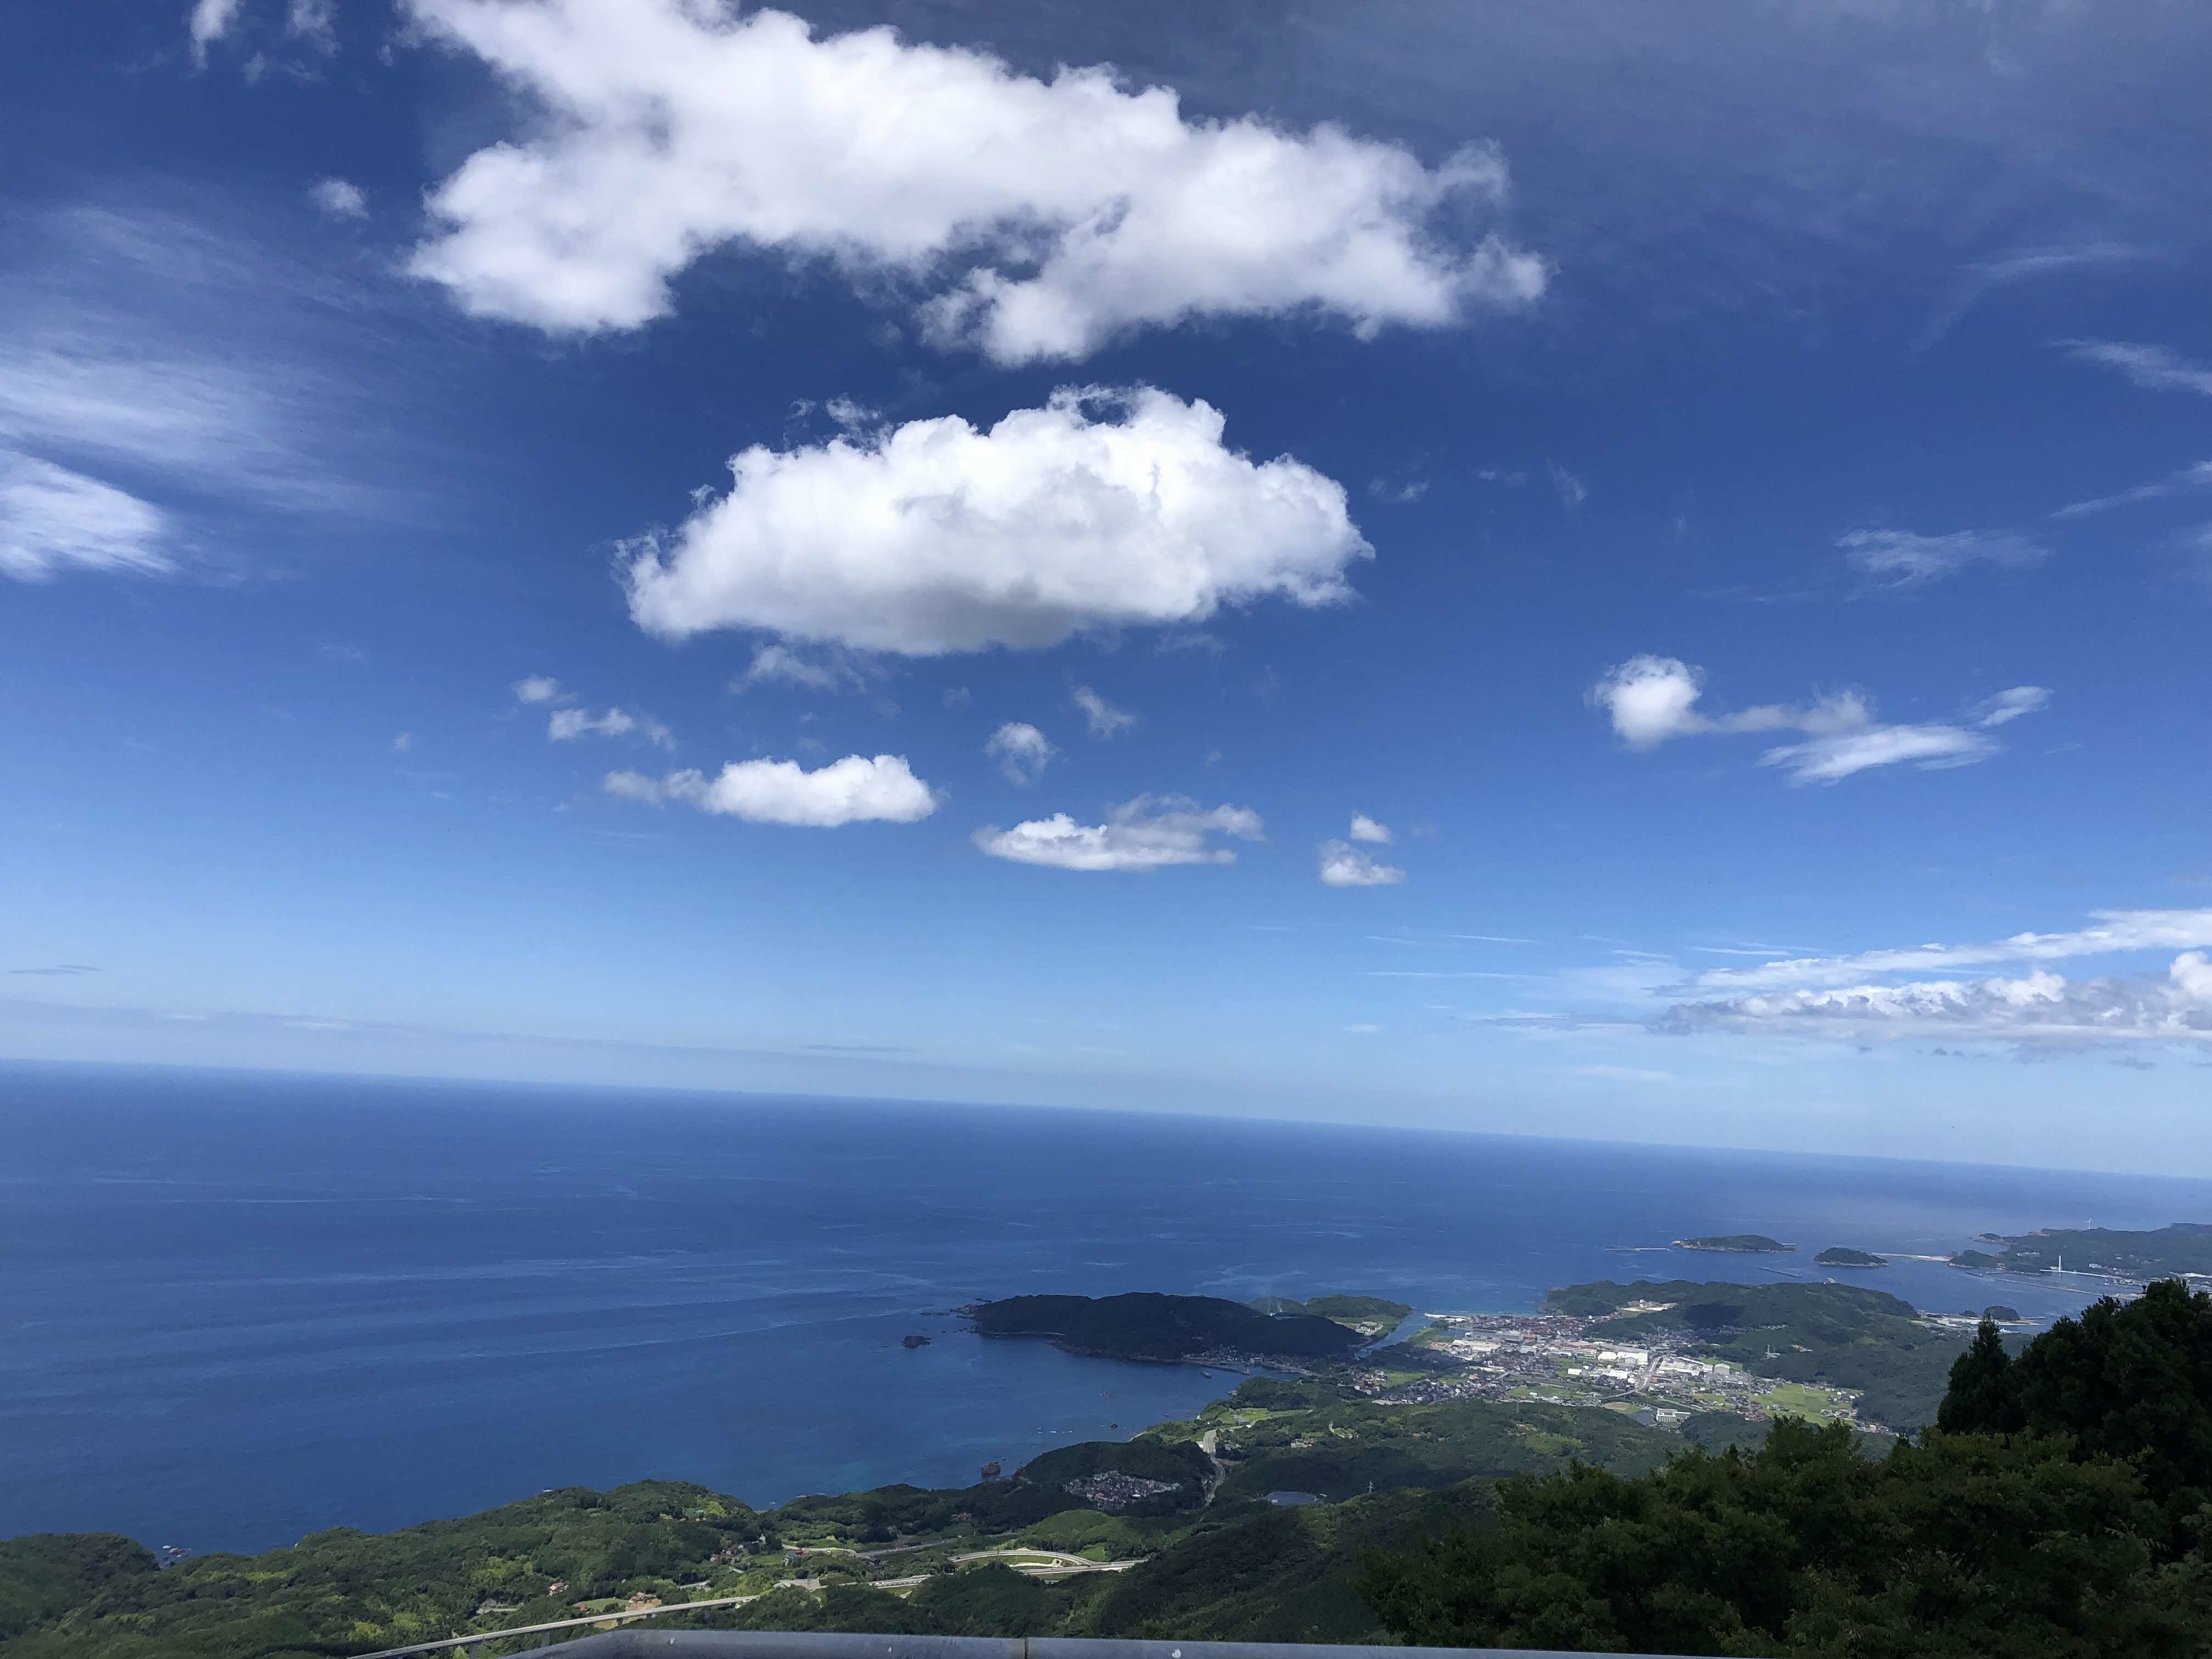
[962,1290,1375,1365]
[1674,1234,1793,1254]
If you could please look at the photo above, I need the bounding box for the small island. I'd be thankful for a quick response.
[1948,1249,2007,1271]
[1675,1234,1794,1254]
[1814,1247,1888,1268]
[1983,1305,2022,1322]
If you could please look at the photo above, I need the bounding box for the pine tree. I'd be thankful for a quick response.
[1936,1316,2024,1435]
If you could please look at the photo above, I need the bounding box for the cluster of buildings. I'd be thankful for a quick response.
[1061,1471,1182,1513]
[1343,1310,1842,1427]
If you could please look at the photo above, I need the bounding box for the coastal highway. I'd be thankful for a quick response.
[349,1555,1137,1656]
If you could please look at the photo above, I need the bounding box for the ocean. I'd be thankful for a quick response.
[5,1060,2209,1555]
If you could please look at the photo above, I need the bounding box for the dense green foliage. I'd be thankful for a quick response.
[1549,1278,1966,1430]
[1,1481,762,1658]
[1356,1419,2210,1657]
[1940,1280,2212,1531]
[1359,1278,2212,1657]
[969,1291,1364,1360]
[0,1538,157,1641]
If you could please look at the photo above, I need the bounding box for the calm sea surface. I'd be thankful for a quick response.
[7,1061,2210,1554]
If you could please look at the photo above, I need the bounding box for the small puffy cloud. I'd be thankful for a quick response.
[1837,527,2048,587]
[1348,813,1393,844]
[1663,953,2212,1049]
[1343,1023,1384,1035]
[975,795,1261,872]
[392,732,412,753]
[1588,654,2050,785]
[548,706,673,747]
[1548,460,1587,510]
[623,388,1370,656]
[985,722,1056,785]
[308,178,367,219]
[287,0,336,53]
[1587,656,1713,749]
[2062,340,2212,398]
[188,0,242,61]
[0,451,171,580]
[1684,907,2212,994]
[1319,840,1407,888]
[605,754,936,826]
[404,0,1544,360]
[1072,685,1136,738]
[733,642,872,694]
[512,675,565,704]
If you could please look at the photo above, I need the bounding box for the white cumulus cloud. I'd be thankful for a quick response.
[1838,528,2048,587]
[512,674,565,704]
[985,722,1056,786]
[623,387,1370,656]
[1348,814,1393,844]
[403,0,1544,361]
[1319,840,1406,888]
[975,795,1261,872]
[0,450,171,580]
[605,754,936,826]
[1587,654,2050,785]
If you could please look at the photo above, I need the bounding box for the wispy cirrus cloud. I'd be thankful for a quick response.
[1588,655,2050,785]
[2053,460,2212,519]
[2062,340,2212,398]
[1681,907,2212,994]
[0,452,171,580]
[1837,527,2047,587]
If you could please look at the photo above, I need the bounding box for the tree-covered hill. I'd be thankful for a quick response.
[967,1291,1365,1361]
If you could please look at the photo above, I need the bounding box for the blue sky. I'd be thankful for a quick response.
[4,0,2211,1172]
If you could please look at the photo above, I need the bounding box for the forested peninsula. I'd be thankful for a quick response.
[963,1291,1371,1362]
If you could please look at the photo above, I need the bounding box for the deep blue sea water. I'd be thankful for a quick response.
[8,1061,2212,1555]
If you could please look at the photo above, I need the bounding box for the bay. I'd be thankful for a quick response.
[4,1060,2207,1554]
